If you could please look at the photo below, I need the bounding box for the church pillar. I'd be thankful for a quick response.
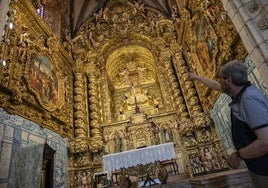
[221,0,268,88]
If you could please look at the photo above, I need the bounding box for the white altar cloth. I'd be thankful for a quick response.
[102,142,175,172]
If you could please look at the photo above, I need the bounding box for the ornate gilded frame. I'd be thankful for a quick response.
[25,46,65,111]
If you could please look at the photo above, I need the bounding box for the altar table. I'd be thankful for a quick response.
[102,142,175,173]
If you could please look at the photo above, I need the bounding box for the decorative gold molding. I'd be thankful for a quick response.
[0,0,73,137]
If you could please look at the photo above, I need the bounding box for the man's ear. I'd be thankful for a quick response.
[226,76,232,83]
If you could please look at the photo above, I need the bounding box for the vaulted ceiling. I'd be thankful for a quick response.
[70,0,186,33]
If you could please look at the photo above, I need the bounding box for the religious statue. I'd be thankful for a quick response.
[78,171,91,188]
[133,1,145,12]
[62,29,72,52]
[204,0,219,18]
[94,8,104,22]
[114,131,123,153]
[202,147,220,172]
[17,26,33,59]
[72,31,92,61]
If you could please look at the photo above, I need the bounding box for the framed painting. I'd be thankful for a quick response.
[26,52,64,111]
[195,16,217,72]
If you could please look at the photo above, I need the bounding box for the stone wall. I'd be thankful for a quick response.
[0,108,69,188]
[221,0,268,88]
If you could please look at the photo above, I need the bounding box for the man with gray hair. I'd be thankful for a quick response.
[188,60,268,188]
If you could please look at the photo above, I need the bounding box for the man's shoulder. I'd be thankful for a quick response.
[245,85,266,96]
[243,85,268,104]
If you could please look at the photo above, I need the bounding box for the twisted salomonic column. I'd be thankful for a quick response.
[87,73,102,141]
[173,52,202,117]
[73,72,88,138]
[99,72,113,123]
[155,57,173,110]
[163,56,184,112]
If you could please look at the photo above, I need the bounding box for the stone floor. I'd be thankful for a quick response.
[110,168,254,188]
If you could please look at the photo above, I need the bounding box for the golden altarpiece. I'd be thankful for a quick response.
[0,0,248,187]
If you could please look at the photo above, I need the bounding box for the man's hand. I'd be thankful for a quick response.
[226,152,241,169]
[187,72,199,81]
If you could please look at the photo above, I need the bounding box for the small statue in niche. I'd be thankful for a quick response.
[114,131,123,153]
[172,119,179,129]
[62,29,72,52]
[119,68,130,85]
[204,0,219,18]
[172,5,177,19]
[200,127,212,142]
[194,153,205,173]
[151,121,160,144]
[202,147,221,172]
[78,171,91,188]
[103,131,109,144]
[17,26,33,59]
[72,30,92,61]
[190,153,205,174]
[187,132,197,146]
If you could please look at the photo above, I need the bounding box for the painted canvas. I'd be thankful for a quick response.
[195,16,215,71]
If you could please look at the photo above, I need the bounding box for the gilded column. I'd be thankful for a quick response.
[99,72,113,123]
[73,72,88,138]
[164,56,184,112]
[156,60,173,111]
[87,73,102,143]
[173,52,202,117]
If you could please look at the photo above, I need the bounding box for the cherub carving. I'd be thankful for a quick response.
[94,8,104,22]
[17,27,33,58]
[78,171,91,188]
[133,1,145,12]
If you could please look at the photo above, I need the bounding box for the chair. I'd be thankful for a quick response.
[161,159,179,175]
[111,170,121,186]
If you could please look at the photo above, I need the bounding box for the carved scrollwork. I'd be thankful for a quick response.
[89,139,103,153]
[69,139,90,154]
